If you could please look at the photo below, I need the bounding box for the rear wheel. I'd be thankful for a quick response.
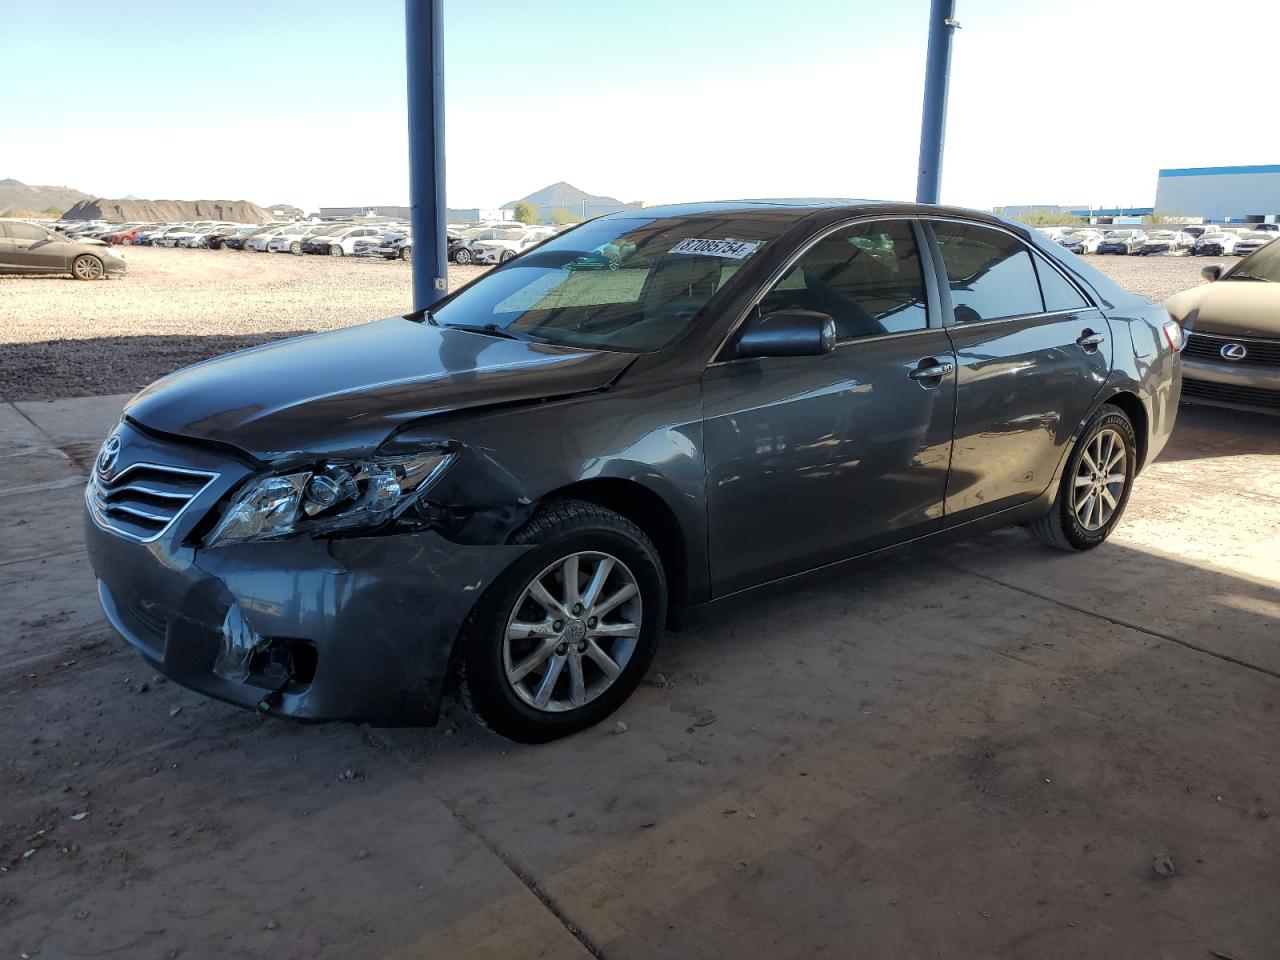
[458,500,666,743]
[1028,404,1136,551]
[71,255,104,281]
[120,236,133,246]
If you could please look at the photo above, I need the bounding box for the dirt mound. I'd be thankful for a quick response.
[62,197,274,224]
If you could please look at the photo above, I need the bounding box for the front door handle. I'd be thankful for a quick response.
[908,358,955,383]
[1076,330,1106,349]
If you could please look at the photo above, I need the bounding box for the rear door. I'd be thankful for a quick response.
[702,218,957,594]
[924,219,1110,521]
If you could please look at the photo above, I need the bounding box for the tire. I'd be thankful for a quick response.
[1028,404,1137,552]
[457,500,666,743]
[120,236,133,246]
[329,244,343,257]
[71,254,104,281]
[500,250,517,263]
[290,241,302,255]
[400,246,412,262]
[453,247,471,265]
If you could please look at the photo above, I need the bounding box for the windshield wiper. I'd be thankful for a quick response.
[442,322,546,342]
[1227,274,1272,282]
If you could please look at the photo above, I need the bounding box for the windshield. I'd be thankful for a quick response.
[1229,239,1280,281]
[431,213,786,352]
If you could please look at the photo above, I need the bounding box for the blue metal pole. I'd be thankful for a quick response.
[405,0,447,310]
[915,0,959,205]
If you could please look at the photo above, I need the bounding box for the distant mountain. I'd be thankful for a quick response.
[503,182,622,211]
[63,197,275,224]
[0,178,92,217]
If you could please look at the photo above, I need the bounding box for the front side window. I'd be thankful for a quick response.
[933,222,1043,322]
[431,214,786,352]
[1229,239,1280,281]
[759,219,928,340]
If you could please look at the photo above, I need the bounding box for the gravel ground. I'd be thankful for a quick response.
[0,246,1220,401]
[0,248,489,401]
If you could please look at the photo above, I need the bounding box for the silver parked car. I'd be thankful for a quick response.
[0,219,127,279]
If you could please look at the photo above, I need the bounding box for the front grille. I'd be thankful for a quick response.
[1184,332,1280,367]
[1182,378,1280,410]
[88,462,218,542]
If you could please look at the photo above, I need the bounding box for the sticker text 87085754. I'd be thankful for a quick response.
[668,238,762,260]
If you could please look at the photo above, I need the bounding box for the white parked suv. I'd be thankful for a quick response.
[302,225,381,257]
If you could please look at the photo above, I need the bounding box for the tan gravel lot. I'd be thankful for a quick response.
[0,248,489,400]
[0,245,1223,401]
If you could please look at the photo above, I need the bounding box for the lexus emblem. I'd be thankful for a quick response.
[1220,342,1248,361]
[97,435,121,478]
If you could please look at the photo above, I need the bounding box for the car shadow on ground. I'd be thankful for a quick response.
[1154,403,1279,463]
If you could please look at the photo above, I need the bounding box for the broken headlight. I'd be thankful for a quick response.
[204,451,454,547]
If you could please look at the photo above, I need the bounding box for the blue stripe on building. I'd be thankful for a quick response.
[1158,165,1280,178]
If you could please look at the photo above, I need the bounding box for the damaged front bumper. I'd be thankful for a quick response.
[84,422,532,725]
[89,520,528,724]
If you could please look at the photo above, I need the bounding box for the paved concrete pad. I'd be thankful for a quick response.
[2,395,1277,960]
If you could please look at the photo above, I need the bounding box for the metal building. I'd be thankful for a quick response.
[1154,165,1280,223]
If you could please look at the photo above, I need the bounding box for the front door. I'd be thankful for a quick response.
[702,219,956,596]
[7,222,69,273]
[925,220,1111,520]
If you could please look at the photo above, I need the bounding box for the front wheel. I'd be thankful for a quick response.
[289,241,302,255]
[1028,404,1137,551]
[400,246,412,262]
[72,254,104,281]
[453,247,472,265]
[458,500,666,743]
[500,250,517,263]
[329,244,343,257]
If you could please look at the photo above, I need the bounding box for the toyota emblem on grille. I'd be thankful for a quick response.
[97,435,121,479]
[1220,342,1248,361]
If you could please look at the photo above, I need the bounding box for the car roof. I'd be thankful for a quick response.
[602,198,1018,230]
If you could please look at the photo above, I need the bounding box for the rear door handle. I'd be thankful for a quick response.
[908,359,955,382]
[1076,330,1106,348]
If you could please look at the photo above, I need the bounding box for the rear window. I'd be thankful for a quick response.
[932,222,1043,322]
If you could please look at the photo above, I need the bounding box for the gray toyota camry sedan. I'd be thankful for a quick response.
[85,200,1182,742]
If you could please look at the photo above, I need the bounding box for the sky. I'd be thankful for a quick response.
[3,0,1279,214]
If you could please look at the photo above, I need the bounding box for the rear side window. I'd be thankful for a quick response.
[932,222,1043,322]
[761,219,929,340]
[1035,256,1090,312]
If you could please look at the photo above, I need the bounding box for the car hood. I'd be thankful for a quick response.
[1165,281,1280,338]
[124,316,634,461]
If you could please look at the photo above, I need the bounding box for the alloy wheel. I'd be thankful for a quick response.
[72,256,103,280]
[503,551,642,713]
[1071,428,1127,531]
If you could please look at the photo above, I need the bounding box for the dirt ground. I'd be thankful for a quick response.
[0,245,1215,402]
[0,248,487,401]
[2,248,1278,959]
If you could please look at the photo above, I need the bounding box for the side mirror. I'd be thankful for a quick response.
[735,308,836,359]
[1201,264,1222,283]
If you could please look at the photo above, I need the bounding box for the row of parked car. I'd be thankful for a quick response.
[1040,223,1280,257]
[51,218,568,265]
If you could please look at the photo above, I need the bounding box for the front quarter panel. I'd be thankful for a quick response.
[390,371,710,600]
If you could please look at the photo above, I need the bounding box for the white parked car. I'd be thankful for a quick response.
[1232,230,1277,257]
[301,225,381,256]
[266,224,334,254]
[1195,229,1245,256]
[147,224,199,246]
[1058,229,1104,255]
[470,227,556,265]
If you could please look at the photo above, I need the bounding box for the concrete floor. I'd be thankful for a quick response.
[2,395,1278,960]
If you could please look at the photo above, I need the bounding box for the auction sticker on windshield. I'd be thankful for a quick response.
[668,238,762,259]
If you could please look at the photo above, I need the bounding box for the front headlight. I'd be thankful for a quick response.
[205,450,454,546]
